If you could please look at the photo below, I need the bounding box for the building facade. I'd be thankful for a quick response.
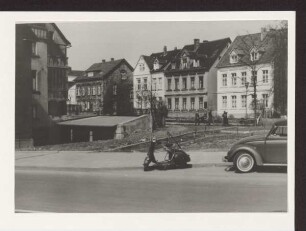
[74,58,134,116]
[164,38,231,118]
[15,23,71,147]
[216,28,277,118]
[133,46,181,114]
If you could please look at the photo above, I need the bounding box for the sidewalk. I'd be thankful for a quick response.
[15,150,230,171]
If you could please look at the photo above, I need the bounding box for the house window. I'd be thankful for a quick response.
[130,89,133,99]
[171,62,176,69]
[158,78,162,90]
[113,102,117,112]
[175,98,179,110]
[250,50,259,61]
[139,63,145,71]
[88,86,91,95]
[137,100,141,108]
[199,76,203,89]
[120,70,127,80]
[232,95,237,108]
[143,78,148,90]
[137,78,141,90]
[241,72,247,86]
[88,72,94,77]
[82,87,86,96]
[182,57,188,69]
[191,77,195,89]
[32,70,38,91]
[113,84,117,95]
[152,78,157,90]
[153,60,159,70]
[175,78,179,90]
[222,96,227,108]
[190,98,195,110]
[199,97,203,109]
[92,86,96,95]
[32,42,37,55]
[167,78,172,90]
[182,78,187,90]
[222,74,227,86]
[97,86,101,95]
[182,98,187,110]
[251,71,257,84]
[263,94,269,107]
[231,73,237,86]
[230,54,238,63]
[204,102,208,109]
[167,98,172,109]
[241,95,247,108]
[262,70,269,83]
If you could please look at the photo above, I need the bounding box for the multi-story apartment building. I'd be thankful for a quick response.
[133,46,181,114]
[216,28,277,118]
[15,23,71,147]
[164,38,231,118]
[74,58,134,116]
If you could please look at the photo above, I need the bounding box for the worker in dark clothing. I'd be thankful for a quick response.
[146,136,157,164]
[208,110,213,126]
[222,111,228,126]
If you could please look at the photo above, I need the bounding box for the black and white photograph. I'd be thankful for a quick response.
[0,11,296,231]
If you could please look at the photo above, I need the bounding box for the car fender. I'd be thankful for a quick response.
[230,145,263,165]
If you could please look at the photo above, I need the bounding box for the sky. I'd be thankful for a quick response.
[57,20,281,71]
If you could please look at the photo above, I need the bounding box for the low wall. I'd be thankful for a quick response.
[114,115,150,139]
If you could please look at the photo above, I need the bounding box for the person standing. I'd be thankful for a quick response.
[208,110,213,126]
[195,111,199,126]
[222,111,228,126]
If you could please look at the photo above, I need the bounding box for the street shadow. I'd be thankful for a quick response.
[224,165,287,173]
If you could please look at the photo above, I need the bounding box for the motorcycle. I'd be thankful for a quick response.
[143,132,191,171]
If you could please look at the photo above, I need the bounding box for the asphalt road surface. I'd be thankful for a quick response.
[15,166,287,213]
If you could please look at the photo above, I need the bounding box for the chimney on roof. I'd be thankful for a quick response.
[194,39,200,50]
[163,46,167,55]
[261,27,268,41]
[102,59,106,63]
[111,58,114,61]
[203,40,208,43]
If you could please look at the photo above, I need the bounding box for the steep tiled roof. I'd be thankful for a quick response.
[216,32,277,68]
[184,38,231,69]
[142,55,154,70]
[165,38,231,75]
[150,49,181,72]
[75,59,133,82]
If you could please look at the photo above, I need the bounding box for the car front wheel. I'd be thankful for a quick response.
[234,151,256,173]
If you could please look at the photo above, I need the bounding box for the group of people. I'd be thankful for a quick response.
[195,110,229,126]
[194,110,213,126]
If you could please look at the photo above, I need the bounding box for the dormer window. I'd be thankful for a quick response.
[88,72,94,77]
[171,62,176,69]
[230,51,238,64]
[153,59,159,70]
[193,59,200,67]
[250,48,259,61]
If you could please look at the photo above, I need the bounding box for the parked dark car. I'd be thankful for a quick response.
[223,120,287,173]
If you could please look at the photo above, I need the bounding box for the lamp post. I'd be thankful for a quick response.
[245,81,249,118]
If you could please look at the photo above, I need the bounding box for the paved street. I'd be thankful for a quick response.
[15,156,287,212]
